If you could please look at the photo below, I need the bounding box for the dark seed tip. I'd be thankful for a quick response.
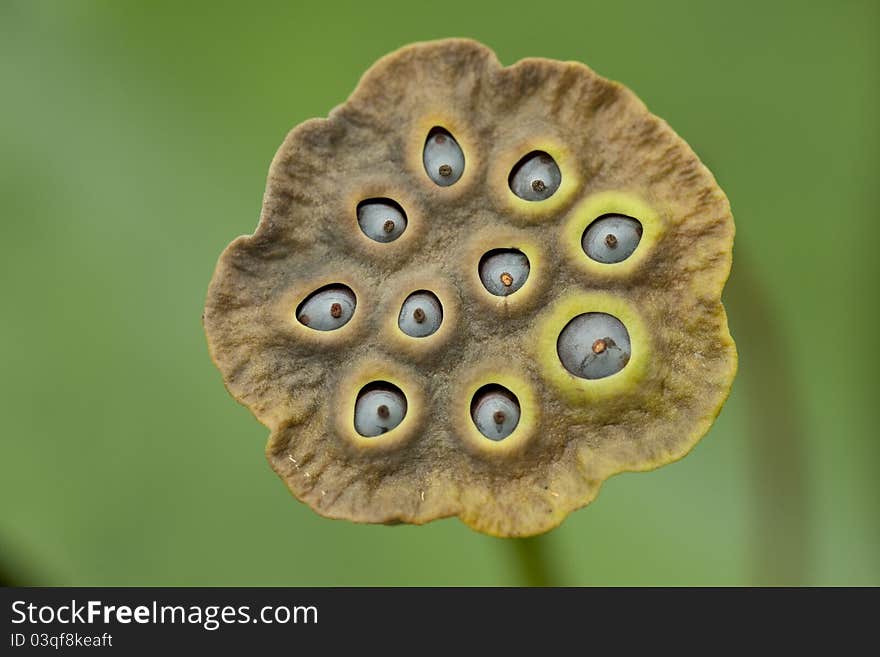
[383,219,395,233]
[438,164,453,177]
[413,307,426,323]
[493,410,506,425]
[531,179,546,192]
[330,303,343,319]
[605,234,618,248]
[377,404,390,419]
[592,338,607,354]
[500,272,514,287]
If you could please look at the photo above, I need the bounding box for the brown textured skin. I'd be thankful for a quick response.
[203,39,737,537]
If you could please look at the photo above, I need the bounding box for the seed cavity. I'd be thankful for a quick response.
[354,382,407,437]
[479,249,530,297]
[509,151,561,201]
[471,384,521,441]
[398,290,443,338]
[582,215,643,264]
[357,198,407,243]
[557,313,631,379]
[296,285,356,331]
[423,127,464,186]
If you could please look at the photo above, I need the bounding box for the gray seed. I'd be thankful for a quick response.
[471,387,520,441]
[509,151,561,201]
[479,250,530,296]
[423,129,464,186]
[557,312,631,379]
[398,291,443,338]
[354,386,407,437]
[582,215,642,263]
[357,200,407,243]
[296,286,356,331]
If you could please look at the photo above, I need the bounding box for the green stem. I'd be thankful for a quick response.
[727,253,810,585]
[510,534,557,587]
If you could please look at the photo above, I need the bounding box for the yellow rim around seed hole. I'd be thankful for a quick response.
[275,274,370,347]
[344,183,424,251]
[456,367,538,456]
[334,360,424,452]
[407,114,479,199]
[380,269,459,359]
[532,291,650,404]
[464,226,547,314]
[491,138,581,223]
[562,190,663,277]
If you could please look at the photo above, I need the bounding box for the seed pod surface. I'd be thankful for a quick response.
[204,39,737,537]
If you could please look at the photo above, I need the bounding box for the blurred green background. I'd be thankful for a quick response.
[1,0,877,586]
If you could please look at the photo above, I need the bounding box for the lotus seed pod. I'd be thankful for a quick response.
[203,39,737,537]
[398,291,443,338]
[358,199,407,243]
[582,215,642,264]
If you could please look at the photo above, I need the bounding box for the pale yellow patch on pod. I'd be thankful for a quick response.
[562,190,663,278]
[533,291,650,404]
[454,366,539,458]
[489,136,581,223]
[333,359,426,454]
